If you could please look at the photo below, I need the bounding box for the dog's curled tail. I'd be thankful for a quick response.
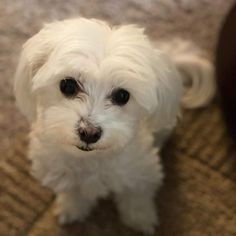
[174,41,215,109]
[161,39,216,109]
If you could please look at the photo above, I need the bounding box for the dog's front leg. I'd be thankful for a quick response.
[115,184,159,235]
[111,148,164,234]
[55,187,97,225]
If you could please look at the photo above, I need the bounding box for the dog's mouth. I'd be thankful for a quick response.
[76,145,94,152]
[75,144,108,152]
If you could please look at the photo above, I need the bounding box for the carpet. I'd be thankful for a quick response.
[0,1,236,235]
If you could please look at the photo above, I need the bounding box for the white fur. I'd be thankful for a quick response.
[14,18,214,234]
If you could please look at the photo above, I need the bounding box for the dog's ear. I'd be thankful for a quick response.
[14,32,52,122]
[14,51,36,122]
[147,50,183,131]
[156,52,183,129]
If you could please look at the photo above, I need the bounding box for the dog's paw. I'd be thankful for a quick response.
[119,202,158,235]
[57,209,80,225]
[55,194,91,225]
[55,202,82,225]
[56,204,91,225]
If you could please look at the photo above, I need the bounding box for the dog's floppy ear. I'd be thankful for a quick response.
[14,31,52,122]
[14,50,36,121]
[147,50,183,131]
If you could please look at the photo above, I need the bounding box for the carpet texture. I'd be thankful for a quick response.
[0,1,236,236]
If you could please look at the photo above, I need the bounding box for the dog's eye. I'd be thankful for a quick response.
[111,88,130,106]
[60,78,79,97]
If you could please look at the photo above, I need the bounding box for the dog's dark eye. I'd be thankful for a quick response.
[111,88,130,106]
[60,78,79,97]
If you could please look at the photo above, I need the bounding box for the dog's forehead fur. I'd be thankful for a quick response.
[27,18,151,63]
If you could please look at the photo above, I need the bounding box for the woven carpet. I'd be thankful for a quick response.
[0,1,236,235]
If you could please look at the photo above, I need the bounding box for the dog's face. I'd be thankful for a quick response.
[32,64,147,153]
[14,19,182,154]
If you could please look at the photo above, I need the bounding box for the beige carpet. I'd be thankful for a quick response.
[0,1,236,235]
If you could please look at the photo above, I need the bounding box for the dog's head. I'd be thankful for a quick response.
[14,18,182,154]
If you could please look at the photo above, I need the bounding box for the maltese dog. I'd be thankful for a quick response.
[14,18,215,234]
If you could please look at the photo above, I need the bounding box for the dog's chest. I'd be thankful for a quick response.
[55,152,144,194]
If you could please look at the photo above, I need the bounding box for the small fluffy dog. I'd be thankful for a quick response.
[14,18,215,234]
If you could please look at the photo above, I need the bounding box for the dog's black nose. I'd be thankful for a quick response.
[78,126,102,144]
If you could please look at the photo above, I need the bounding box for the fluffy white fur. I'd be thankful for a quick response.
[14,18,215,234]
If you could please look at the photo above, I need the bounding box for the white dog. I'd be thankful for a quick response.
[14,18,215,234]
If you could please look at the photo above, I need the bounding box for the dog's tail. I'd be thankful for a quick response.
[160,39,216,109]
